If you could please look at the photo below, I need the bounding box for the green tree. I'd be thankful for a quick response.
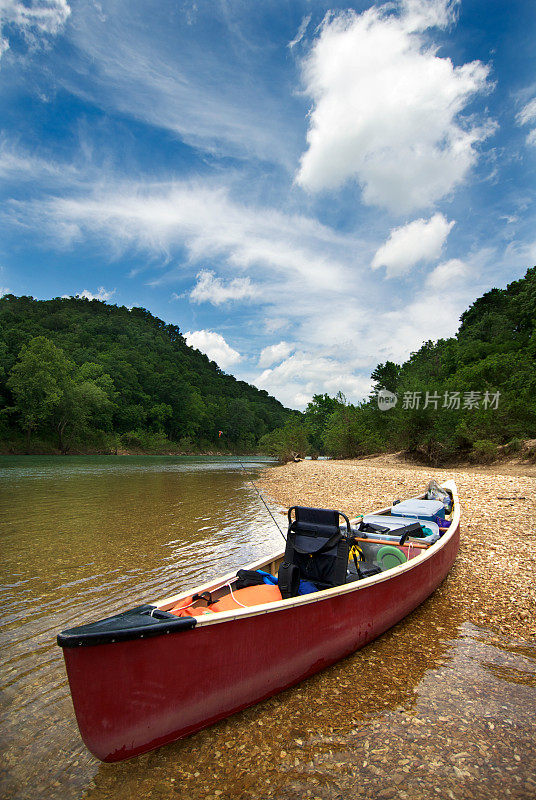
[7,337,73,448]
[370,361,400,394]
[0,293,294,451]
[52,368,114,452]
[7,337,116,451]
[304,393,342,453]
[147,402,173,433]
[259,418,309,462]
[323,402,360,458]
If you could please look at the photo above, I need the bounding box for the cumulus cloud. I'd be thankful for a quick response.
[363,247,493,364]
[425,258,468,289]
[189,269,259,305]
[184,329,242,370]
[258,341,293,368]
[75,287,116,301]
[517,96,536,147]
[257,246,492,407]
[255,351,373,409]
[297,0,493,213]
[0,0,70,60]
[371,213,454,277]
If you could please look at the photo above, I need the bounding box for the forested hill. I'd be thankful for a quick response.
[261,267,536,464]
[0,295,291,453]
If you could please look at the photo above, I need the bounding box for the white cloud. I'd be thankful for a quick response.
[371,213,454,277]
[27,180,359,292]
[62,0,298,167]
[264,317,290,335]
[503,238,536,268]
[363,248,493,363]
[288,14,311,50]
[517,97,536,126]
[76,287,116,301]
[189,269,259,305]
[0,286,10,297]
[425,258,469,289]
[0,138,71,180]
[254,351,373,409]
[0,0,70,60]
[185,330,242,370]
[297,0,493,213]
[258,341,293,368]
[517,96,536,147]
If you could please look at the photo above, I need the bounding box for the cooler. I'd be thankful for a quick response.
[390,499,445,522]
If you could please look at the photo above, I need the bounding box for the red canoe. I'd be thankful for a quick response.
[58,480,460,762]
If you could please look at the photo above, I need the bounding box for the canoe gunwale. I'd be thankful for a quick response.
[157,479,460,628]
[59,480,460,761]
[57,482,459,646]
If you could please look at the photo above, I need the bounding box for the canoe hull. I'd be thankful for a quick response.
[62,519,459,762]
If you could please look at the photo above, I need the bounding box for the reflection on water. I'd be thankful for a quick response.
[0,456,282,799]
[1,457,535,800]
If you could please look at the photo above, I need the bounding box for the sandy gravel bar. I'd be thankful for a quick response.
[259,456,536,640]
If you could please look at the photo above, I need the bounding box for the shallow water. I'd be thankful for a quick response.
[1,456,535,800]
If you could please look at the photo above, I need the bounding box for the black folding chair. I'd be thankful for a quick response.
[278,506,352,598]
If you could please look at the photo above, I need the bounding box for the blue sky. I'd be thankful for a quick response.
[1,0,535,408]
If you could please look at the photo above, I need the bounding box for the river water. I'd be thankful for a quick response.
[1,456,535,800]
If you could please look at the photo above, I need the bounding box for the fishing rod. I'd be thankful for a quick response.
[236,456,287,541]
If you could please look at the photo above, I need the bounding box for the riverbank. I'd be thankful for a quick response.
[259,454,536,641]
[0,444,262,457]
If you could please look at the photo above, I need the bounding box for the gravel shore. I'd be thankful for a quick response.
[259,455,536,640]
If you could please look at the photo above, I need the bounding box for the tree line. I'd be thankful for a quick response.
[2,267,534,461]
[261,267,536,464]
[0,295,291,453]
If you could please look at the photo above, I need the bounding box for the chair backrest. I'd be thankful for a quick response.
[278,506,351,597]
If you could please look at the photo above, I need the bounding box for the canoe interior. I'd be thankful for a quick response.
[154,482,456,623]
[58,480,459,762]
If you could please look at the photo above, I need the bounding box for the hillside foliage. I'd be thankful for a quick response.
[0,295,290,453]
[2,268,535,462]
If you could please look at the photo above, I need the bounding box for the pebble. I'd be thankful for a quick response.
[259,456,536,640]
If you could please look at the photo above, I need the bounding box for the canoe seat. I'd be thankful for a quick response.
[278,506,352,598]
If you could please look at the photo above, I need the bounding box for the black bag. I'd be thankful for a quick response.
[359,519,424,544]
[357,563,382,579]
[359,521,390,535]
[236,569,270,590]
[277,562,301,599]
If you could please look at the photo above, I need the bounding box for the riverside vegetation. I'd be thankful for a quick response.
[0,296,292,454]
[262,267,536,465]
[1,267,535,462]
